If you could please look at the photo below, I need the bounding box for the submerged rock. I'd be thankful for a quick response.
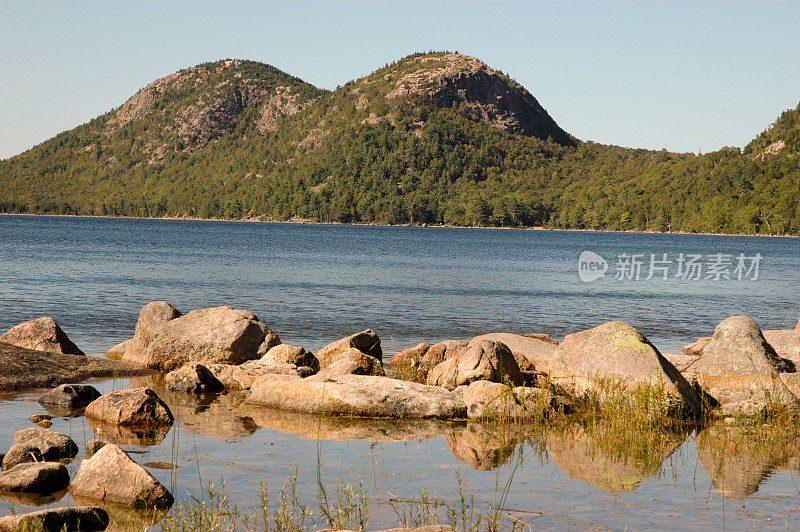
[0,462,70,493]
[0,317,84,356]
[85,387,174,427]
[38,383,101,409]
[246,373,465,419]
[121,301,280,370]
[166,362,225,393]
[427,339,524,391]
[69,443,173,509]
[0,506,109,532]
[548,321,702,416]
[316,329,382,368]
[693,316,796,415]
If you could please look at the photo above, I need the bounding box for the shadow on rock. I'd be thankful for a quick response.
[546,423,686,492]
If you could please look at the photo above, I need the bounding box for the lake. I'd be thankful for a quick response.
[1,214,800,530]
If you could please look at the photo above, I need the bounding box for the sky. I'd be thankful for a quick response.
[1,0,798,160]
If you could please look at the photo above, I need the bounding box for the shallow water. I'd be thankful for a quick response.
[1,215,800,529]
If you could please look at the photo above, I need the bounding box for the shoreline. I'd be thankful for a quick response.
[1,211,796,239]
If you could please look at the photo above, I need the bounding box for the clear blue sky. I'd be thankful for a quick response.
[1,0,798,159]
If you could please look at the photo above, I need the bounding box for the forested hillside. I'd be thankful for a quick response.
[1,52,798,234]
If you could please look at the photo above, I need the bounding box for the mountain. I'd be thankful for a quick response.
[1,52,799,235]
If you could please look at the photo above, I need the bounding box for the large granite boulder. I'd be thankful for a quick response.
[0,507,109,532]
[84,387,174,427]
[2,428,78,470]
[246,373,466,419]
[763,330,800,367]
[258,344,318,370]
[693,316,796,415]
[315,348,384,378]
[38,383,101,409]
[0,317,84,356]
[121,301,280,370]
[462,380,554,420]
[0,462,69,493]
[470,332,559,373]
[426,339,524,391]
[69,443,173,509]
[316,329,382,368]
[389,341,469,381]
[549,321,702,416]
[166,362,224,394]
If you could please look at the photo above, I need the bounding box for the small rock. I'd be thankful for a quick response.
[85,387,174,427]
[166,363,224,393]
[37,419,52,428]
[38,383,102,409]
[0,506,109,532]
[296,365,316,378]
[0,317,84,356]
[427,339,524,391]
[316,329,382,368]
[315,348,384,378]
[86,439,106,456]
[69,443,174,509]
[0,462,70,493]
[681,336,712,356]
[2,428,77,470]
[258,344,318,370]
[29,415,52,424]
[207,361,300,390]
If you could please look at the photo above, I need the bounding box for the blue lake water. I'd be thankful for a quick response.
[1,214,800,530]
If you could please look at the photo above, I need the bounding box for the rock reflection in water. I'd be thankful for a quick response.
[72,494,168,532]
[240,404,457,442]
[546,423,686,492]
[87,418,172,446]
[0,489,67,507]
[446,422,532,471]
[694,420,800,500]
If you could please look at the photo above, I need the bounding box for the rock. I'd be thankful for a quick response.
[166,363,224,393]
[548,321,702,416]
[86,439,106,456]
[121,301,280,370]
[316,329,382,368]
[693,316,796,415]
[38,383,101,409]
[763,330,800,367]
[0,317,84,356]
[389,343,431,370]
[258,344,318,370]
[2,428,78,470]
[421,340,467,368]
[1,447,43,470]
[0,506,109,532]
[37,419,52,428]
[0,342,145,392]
[296,365,316,378]
[663,352,702,379]
[105,338,132,360]
[0,462,69,493]
[426,339,524,391]
[246,373,465,419]
[462,380,554,420]
[28,415,52,424]
[681,336,712,356]
[207,361,301,390]
[85,387,174,427]
[470,332,559,373]
[69,443,174,509]
[315,348,384,378]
